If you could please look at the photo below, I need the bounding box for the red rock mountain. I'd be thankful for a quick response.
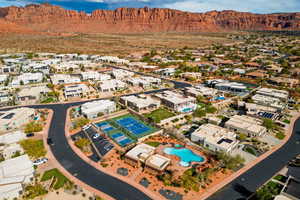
[0,3,299,34]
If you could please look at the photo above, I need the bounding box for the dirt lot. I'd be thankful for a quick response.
[0,32,232,56]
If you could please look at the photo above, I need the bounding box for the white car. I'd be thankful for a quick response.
[93,133,100,139]
[33,158,48,166]
[82,124,91,130]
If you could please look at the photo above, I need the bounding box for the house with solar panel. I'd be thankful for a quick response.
[191,123,239,153]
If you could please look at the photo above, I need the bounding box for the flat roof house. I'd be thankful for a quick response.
[0,108,35,132]
[120,94,160,113]
[225,115,267,137]
[0,74,8,84]
[64,84,89,99]
[184,85,217,97]
[0,130,27,145]
[154,91,197,113]
[81,100,116,119]
[52,62,79,73]
[252,94,285,111]
[17,86,50,105]
[81,71,111,81]
[0,91,12,106]
[97,56,130,64]
[51,74,81,85]
[11,72,43,86]
[125,143,170,175]
[191,123,239,153]
[214,81,247,93]
[0,155,34,200]
[256,88,289,101]
[98,79,127,92]
[111,69,134,79]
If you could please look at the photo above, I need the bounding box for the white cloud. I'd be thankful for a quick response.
[162,0,300,13]
[0,0,299,13]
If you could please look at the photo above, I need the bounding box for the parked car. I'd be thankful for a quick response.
[26,133,34,137]
[47,138,54,145]
[82,124,91,130]
[33,157,48,166]
[93,133,100,139]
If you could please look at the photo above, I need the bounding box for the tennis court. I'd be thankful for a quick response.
[116,116,150,136]
[111,132,133,147]
[96,122,116,133]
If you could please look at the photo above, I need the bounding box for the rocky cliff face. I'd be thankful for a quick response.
[0,3,299,33]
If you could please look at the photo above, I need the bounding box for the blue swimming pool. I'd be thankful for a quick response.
[215,96,225,101]
[164,147,205,167]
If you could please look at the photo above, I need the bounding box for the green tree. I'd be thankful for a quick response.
[74,137,91,153]
[263,119,276,130]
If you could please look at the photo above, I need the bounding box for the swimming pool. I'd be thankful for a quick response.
[164,147,205,167]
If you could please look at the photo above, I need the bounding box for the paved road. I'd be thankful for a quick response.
[30,104,152,200]
[1,74,299,200]
[208,117,300,200]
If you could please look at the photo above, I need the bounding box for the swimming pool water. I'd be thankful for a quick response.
[164,147,205,167]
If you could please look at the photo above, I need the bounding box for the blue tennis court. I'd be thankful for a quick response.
[116,117,151,135]
[110,132,133,147]
[96,122,116,133]
[119,138,133,146]
[111,132,123,139]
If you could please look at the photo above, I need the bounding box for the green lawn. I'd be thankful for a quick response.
[20,139,46,159]
[276,132,285,140]
[144,108,175,123]
[145,141,161,147]
[244,147,256,156]
[41,168,71,190]
[273,174,287,183]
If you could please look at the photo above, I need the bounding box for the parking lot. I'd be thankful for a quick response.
[70,131,100,162]
[84,125,114,157]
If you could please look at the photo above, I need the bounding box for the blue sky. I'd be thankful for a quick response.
[1,0,300,13]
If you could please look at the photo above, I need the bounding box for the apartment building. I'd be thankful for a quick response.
[191,123,239,153]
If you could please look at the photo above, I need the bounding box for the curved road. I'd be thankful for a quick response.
[1,79,299,199]
[208,117,300,200]
[38,104,152,200]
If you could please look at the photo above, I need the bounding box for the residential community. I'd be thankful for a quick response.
[0,34,299,200]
